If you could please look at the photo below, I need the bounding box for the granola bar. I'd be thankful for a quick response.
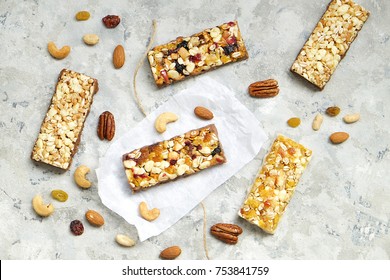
[238,135,312,234]
[122,124,226,192]
[291,0,369,89]
[31,69,99,170]
[148,21,248,87]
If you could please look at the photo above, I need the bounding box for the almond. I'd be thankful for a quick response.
[113,45,125,69]
[160,245,181,260]
[329,132,349,144]
[194,106,214,120]
[85,210,105,227]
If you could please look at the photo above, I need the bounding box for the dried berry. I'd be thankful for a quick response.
[287,117,301,128]
[102,15,120,28]
[326,106,341,117]
[51,189,68,202]
[175,62,186,74]
[189,53,202,63]
[211,147,221,156]
[176,40,188,50]
[70,220,84,236]
[223,44,236,55]
[75,11,90,21]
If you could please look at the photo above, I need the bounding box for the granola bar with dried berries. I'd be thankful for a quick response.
[122,124,226,192]
[148,21,248,87]
[238,135,312,234]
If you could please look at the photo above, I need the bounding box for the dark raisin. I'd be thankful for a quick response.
[102,15,120,28]
[211,147,221,156]
[70,220,84,236]
[177,40,188,50]
[170,159,177,165]
[223,45,235,55]
[184,140,191,146]
[196,145,202,150]
[175,62,186,74]
[168,48,178,55]
[191,154,197,160]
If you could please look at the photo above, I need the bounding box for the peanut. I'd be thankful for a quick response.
[343,113,360,124]
[83,34,99,46]
[312,113,323,131]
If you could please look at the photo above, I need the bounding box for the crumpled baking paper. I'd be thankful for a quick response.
[96,77,267,241]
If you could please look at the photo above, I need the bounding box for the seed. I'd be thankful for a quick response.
[287,117,301,128]
[326,106,340,117]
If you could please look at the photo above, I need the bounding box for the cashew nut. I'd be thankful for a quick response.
[139,201,160,222]
[47,41,71,59]
[74,165,92,189]
[32,195,54,217]
[154,112,178,133]
[115,234,136,247]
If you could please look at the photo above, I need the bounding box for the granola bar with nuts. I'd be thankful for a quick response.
[148,21,248,87]
[238,135,312,234]
[291,0,369,89]
[122,124,226,192]
[31,69,99,170]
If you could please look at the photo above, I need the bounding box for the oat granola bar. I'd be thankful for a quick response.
[291,0,369,89]
[238,135,312,234]
[122,124,226,192]
[148,21,248,87]
[31,69,99,170]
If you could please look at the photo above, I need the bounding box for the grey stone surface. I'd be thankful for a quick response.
[0,0,389,259]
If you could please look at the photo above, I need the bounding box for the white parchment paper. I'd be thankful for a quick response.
[96,77,267,241]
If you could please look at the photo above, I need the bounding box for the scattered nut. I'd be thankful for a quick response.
[70,220,84,236]
[113,45,125,69]
[85,210,104,227]
[330,132,349,144]
[154,112,178,133]
[248,79,279,98]
[32,195,54,217]
[47,41,71,60]
[115,234,136,247]
[139,201,160,222]
[194,106,214,120]
[287,117,301,128]
[75,11,90,21]
[343,113,360,124]
[102,15,121,28]
[97,111,115,141]
[326,106,341,117]
[51,189,68,202]
[210,223,243,244]
[160,246,182,260]
[83,34,99,45]
[312,113,323,131]
[74,165,92,189]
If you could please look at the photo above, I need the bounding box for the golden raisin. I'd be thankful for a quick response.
[326,106,340,117]
[287,117,301,128]
[75,11,90,21]
[51,189,68,202]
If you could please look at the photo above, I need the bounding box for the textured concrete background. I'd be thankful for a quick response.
[0,0,389,259]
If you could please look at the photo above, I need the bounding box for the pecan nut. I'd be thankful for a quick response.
[97,111,115,141]
[210,223,243,245]
[248,79,279,98]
